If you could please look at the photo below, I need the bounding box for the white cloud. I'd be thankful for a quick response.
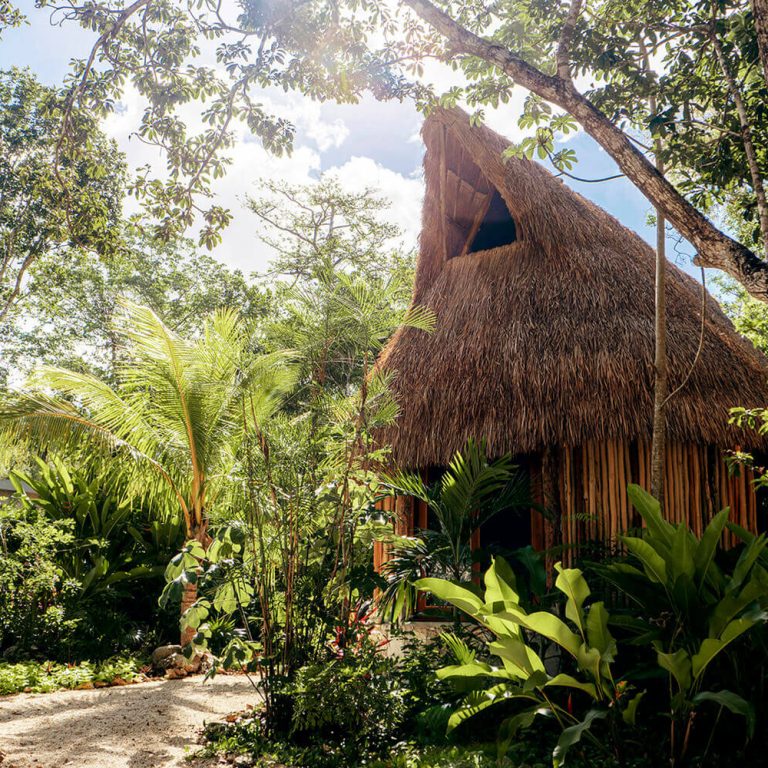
[328,155,424,247]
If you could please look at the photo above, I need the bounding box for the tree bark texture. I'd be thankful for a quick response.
[402,0,768,301]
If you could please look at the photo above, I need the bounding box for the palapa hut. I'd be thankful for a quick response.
[374,107,768,570]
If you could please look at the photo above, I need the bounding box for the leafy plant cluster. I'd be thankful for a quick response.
[418,486,768,767]
[0,457,183,661]
[0,655,143,696]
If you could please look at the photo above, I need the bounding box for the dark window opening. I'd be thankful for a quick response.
[468,189,517,253]
[478,506,532,568]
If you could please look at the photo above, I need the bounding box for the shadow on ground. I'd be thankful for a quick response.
[0,676,259,768]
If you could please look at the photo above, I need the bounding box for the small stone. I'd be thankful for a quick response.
[151,644,184,671]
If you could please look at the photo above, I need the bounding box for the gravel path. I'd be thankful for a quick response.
[0,675,259,768]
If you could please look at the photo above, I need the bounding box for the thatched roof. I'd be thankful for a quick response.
[376,108,768,467]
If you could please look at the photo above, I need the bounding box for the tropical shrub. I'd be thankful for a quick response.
[378,438,532,621]
[0,498,77,658]
[288,651,407,757]
[416,557,639,767]
[0,655,144,695]
[0,457,183,660]
[594,484,768,763]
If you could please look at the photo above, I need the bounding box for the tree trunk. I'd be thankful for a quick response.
[179,522,210,647]
[180,580,198,647]
[650,184,667,504]
[402,0,768,302]
[752,0,768,88]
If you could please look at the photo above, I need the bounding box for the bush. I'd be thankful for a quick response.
[0,655,144,695]
[289,645,407,757]
[0,458,184,661]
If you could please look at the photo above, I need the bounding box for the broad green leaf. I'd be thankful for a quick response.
[553,708,608,767]
[694,508,729,587]
[413,578,484,618]
[488,636,545,677]
[670,523,695,580]
[555,564,590,638]
[692,618,758,681]
[731,535,768,592]
[501,609,582,658]
[484,556,519,604]
[497,707,543,759]
[627,484,674,546]
[436,661,500,680]
[586,601,615,659]
[545,673,597,699]
[657,649,692,691]
[622,690,645,725]
[692,690,755,738]
[622,536,668,584]
[709,566,768,637]
[447,684,525,731]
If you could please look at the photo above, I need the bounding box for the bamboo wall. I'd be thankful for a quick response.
[557,440,758,562]
[373,440,760,575]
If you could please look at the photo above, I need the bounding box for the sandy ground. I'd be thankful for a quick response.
[0,675,260,768]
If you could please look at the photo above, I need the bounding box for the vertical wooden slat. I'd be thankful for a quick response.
[622,441,637,533]
[589,441,597,541]
[692,446,701,535]
[563,447,573,565]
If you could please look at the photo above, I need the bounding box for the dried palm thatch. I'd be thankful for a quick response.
[377,108,768,468]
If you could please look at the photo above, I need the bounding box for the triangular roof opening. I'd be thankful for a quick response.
[467,189,517,254]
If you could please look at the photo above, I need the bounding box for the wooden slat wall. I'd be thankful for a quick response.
[558,440,759,563]
[374,441,759,575]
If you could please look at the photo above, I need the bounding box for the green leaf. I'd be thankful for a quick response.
[413,578,484,618]
[484,556,519,604]
[555,564,590,638]
[694,508,729,587]
[585,601,616,659]
[627,484,674,546]
[622,690,645,725]
[545,673,597,699]
[447,684,526,731]
[692,618,758,681]
[670,524,695,580]
[692,690,755,738]
[497,707,542,759]
[553,709,608,767]
[709,566,768,637]
[488,636,545,677]
[501,609,582,658]
[436,661,499,680]
[657,649,692,691]
[622,536,668,584]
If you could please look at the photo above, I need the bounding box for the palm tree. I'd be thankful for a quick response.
[0,300,295,642]
[378,438,531,621]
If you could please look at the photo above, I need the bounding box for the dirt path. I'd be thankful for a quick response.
[0,675,259,768]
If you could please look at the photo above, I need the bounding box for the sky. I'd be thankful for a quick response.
[1,1,698,278]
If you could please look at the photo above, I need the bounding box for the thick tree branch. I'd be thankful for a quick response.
[402,0,768,301]
[751,0,768,87]
[556,0,583,82]
[711,26,768,259]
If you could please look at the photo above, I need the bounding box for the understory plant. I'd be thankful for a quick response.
[0,655,143,695]
[416,558,638,767]
[0,456,184,659]
[378,438,531,621]
[419,485,768,767]
[595,485,768,764]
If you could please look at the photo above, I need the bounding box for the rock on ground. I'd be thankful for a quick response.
[0,675,259,768]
